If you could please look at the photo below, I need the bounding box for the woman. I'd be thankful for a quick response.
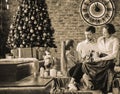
[82,23,119,93]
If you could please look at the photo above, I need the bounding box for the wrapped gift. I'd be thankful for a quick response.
[37,47,45,60]
[6,53,14,59]
[32,47,44,60]
[11,48,18,58]
[32,47,38,58]
[18,48,32,58]
[11,48,32,58]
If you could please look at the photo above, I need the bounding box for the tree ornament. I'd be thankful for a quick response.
[40,23,42,26]
[32,11,35,15]
[33,6,35,10]
[11,43,14,46]
[35,27,37,30]
[30,28,34,33]
[28,5,30,9]
[16,11,18,15]
[34,20,37,24]
[25,4,28,8]
[10,24,14,29]
[22,3,25,7]
[41,17,43,20]
[18,26,22,30]
[36,31,39,34]
[20,21,23,25]
[27,35,30,39]
[19,30,23,34]
[22,41,26,45]
[22,13,25,16]
[32,34,36,37]
[31,16,35,20]
[40,13,42,16]
[44,12,46,15]
[14,34,18,38]
[39,6,42,9]
[22,34,25,38]
[42,8,45,11]
[7,38,10,41]
[24,9,28,13]
[38,26,42,30]
[47,33,50,36]
[20,44,24,48]
[28,20,32,24]
[25,17,29,21]
[14,45,17,48]
[17,19,19,22]
[44,27,47,31]
[43,33,46,36]
[11,37,14,41]
[14,29,17,33]
[37,36,40,40]
[30,37,34,41]
[44,19,47,23]
[36,8,39,12]
[26,45,29,47]
[47,39,50,42]
[36,42,40,46]
[44,44,47,47]
[9,30,13,34]
[23,25,26,29]
[18,6,20,10]
[42,37,45,40]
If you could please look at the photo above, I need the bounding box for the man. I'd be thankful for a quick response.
[76,26,97,63]
[68,26,97,90]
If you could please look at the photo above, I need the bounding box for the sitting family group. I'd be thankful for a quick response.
[65,23,119,94]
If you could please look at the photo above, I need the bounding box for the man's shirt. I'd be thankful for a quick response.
[76,39,97,62]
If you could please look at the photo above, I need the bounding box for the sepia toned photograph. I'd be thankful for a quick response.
[0,0,120,94]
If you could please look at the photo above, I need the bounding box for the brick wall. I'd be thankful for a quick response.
[46,0,120,56]
[2,0,120,57]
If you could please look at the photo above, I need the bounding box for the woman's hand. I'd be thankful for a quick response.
[92,51,102,62]
[92,51,99,59]
[93,57,102,62]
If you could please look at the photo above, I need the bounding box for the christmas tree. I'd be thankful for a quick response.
[7,0,56,49]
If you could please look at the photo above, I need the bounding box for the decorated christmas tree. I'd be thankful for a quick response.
[7,0,56,49]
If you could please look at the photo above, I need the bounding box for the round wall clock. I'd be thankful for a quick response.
[80,0,115,26]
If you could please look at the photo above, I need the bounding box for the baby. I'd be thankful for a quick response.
[39,50,54,77]
[43,50,54,70]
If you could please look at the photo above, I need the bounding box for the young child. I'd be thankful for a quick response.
[65,39,83,90]
[43,50,54,70]
[65,39,79,76]
[39,49,57,77]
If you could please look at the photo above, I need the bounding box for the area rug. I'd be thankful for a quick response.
[0,75,52,87]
